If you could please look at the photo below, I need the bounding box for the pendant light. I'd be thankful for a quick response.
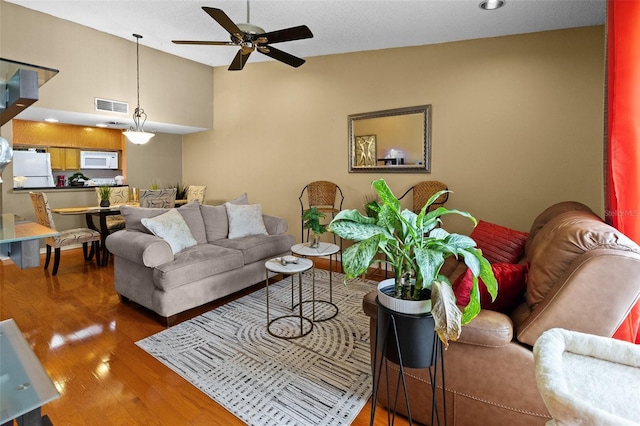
[123,34,154,145]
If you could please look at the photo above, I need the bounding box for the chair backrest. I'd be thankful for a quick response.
[29,191,56,230]
[305,181,343,210]
[186,185,206,204]
[95,186,130,205]
[139,188,177,208]
[400,181,449,213]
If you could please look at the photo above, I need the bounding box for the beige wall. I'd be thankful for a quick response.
[184,26,605,239]
[0,2,204,226]
[0,1,213,128]
[1,1,605,239]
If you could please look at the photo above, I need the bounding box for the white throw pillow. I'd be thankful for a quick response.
[141,208,197,254]
[225,202,268,239]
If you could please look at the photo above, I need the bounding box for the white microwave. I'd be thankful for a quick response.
[80,151,118,169]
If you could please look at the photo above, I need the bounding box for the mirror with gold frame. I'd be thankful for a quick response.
[348,105,431,173]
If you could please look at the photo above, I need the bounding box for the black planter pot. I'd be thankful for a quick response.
[100,200,110,207]
[376,298,439,369]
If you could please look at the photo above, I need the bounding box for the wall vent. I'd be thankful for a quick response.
[95,97,128,114]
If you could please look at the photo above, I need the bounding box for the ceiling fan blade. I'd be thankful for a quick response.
[172,40,235,46]
[203,7,244,41]
[258,45,305,68]
[229,49,252,71]
[258,25,313,44]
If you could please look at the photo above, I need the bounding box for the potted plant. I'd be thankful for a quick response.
[302,207,328,248]
[329,178,497,352]
[68,171,90,187]
[175,182,188,200]
[98,186,112,207]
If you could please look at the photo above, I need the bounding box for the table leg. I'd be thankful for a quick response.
[298,273,304,335]
[265,268,270,328]
[312,264,316,321]
[99,213,109,266]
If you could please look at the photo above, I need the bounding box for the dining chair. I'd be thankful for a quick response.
[185,185,207,204]
[398,181,449,213]
[139,188,177,208]
[94,186,129,232]
[298,181,344,243]
[29,192,101,275]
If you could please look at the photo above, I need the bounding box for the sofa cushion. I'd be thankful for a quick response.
[453,263,528,313]
[225,203,268,239]
[153,244,244,291]
[141,209,197,254]
[121,203,206,243]
[229,192,249,205]
[201,204,229,242]
[176,201,207,244]
[121,205,167,233]
[470,220,528,264]
[212,234,294,265]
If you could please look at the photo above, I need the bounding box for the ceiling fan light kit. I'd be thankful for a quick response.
[172,4,313,71]
[124,33,155,145]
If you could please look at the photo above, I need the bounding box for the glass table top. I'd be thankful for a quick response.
[0,319,60,424]
[0,214,58,244]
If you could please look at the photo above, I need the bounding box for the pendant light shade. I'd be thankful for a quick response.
[124,34,154,145]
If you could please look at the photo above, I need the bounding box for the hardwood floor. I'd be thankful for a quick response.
[1,249,407,426]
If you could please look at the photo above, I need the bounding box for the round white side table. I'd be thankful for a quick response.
[291,242,340,321]
[264,257,314,339]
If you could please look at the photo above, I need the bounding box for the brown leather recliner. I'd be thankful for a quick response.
[363,201,640,425]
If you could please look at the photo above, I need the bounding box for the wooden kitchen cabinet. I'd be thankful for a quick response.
[65,148,80,170]
[49,147,80,170]
[48,147,64,170]
[13,120,124,150]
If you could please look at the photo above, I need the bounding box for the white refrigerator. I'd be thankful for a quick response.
[12,151,55,188]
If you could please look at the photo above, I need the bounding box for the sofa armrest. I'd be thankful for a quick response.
[457,310,514,347]
[105,230,174,268]
[263,214,288,235]
[363,290,514,347]
[517,249,640,346]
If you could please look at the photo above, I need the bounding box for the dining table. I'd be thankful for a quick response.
[52,199,188,266]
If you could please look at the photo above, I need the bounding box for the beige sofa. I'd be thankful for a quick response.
[363,201,640,425]
[106,200,295,325]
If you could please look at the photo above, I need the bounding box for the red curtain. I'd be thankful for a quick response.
[607,0,640,344]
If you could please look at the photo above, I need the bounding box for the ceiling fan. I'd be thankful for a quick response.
[172,4,313,71]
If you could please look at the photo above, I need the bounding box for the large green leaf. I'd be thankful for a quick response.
[372,179,401,211]
[340,236,381,279]
[331,209,376,224]
[329,220,387,242]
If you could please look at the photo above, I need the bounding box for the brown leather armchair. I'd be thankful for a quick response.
[363,201,640,425]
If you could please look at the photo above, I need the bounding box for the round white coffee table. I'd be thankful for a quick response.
[291,242,340,321]
[264,257,314,339]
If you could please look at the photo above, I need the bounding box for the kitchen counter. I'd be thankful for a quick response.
[12,185,129,193]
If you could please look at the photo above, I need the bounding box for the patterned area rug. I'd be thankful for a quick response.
[136,269,376,426]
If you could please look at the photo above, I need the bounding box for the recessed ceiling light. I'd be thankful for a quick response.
[479,0,505,10]
[44,118,59,123]
[96,123,108,128]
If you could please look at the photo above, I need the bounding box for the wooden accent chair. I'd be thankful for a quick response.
[298,181,344,243]
[139,188,177,208]
[29,192,101,275]
[399,180,449,213]
[185,185,207,204]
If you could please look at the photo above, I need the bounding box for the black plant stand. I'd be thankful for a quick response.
[370,299,447,426]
